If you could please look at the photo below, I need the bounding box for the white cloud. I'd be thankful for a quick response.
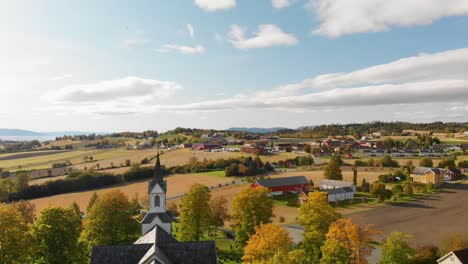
[187,24,195,39]
[272,0,295,9]
[49,74,73,81]
[156,44,206,54]
[44,77,182,115]
[157,47,468,111]
[194,0,236,11]
[228,24,298,50]
[309,0,468,37]
[121,38,150,48]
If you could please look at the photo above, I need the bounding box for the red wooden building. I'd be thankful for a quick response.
[192,143,222,151]
[251,176,309,195]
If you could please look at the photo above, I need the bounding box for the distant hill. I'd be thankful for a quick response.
[0,129,102,137]
[0,129,44,136]
[228,127,291,133]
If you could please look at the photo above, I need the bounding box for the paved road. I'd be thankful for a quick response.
[348,181,468,246]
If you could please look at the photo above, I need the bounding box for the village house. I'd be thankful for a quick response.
[437,248,468,264]
[273,143,293,152]
[419,148,445,158]
[390,149,416,158]
[251,176,309,195]
[361,148,386,157]
[320,179,356,193]
[441,168,462,181]
[410,167,444,187]
[322,187,355,202]
[91,153,217,264]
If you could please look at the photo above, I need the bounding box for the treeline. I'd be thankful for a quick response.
[274,121,468,138]
[0,140,41,153]
[354,155,400,167]
[7,166,163,201]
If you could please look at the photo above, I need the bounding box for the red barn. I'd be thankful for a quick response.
[192,143,222,151]
[251,176,309,195]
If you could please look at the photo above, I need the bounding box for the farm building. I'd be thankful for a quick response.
[437,248,468,264]
[251,176,309,195]
[410,167,444,187]
[441,168,462,181]
[320,179,356,193]
[323,187,354,202]
[192,143,222,151]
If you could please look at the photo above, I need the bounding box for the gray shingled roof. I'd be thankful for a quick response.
[256,176,308,188]
[159,241,217,264]
[323,188,346,195]
[142,212,172,224]
[342,186,354,193]
[320,179,354,187]
[90,244,153,264]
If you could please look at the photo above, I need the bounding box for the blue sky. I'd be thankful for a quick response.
[1,0,468,132]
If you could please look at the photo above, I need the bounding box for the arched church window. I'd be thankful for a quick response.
[154,195,160,207]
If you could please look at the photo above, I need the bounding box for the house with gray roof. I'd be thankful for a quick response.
[90,152,217,264]
[320,179,356,193]
[411,167,444,187]
[437,248,468,264]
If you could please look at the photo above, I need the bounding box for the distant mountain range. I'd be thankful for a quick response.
[0,129,99,137]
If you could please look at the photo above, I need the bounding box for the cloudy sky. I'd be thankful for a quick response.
[1,0,468,132]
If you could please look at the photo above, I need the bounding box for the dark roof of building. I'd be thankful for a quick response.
[90,244,153,264]
[159,241,217,264]
[323,188,346,195]
[342,186,354,193]
[453,248,468,262]
[256,176,309,188]
[142,212,172,224]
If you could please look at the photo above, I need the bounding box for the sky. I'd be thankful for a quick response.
[1,0,468,133]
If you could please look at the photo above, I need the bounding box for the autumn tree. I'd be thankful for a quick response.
[242,224,292,263]
[269,249,308,264]
[87,192,99,213]
[321,218,377,264]
[33,206,86,264]
[324,161,343,180]
[412,245,440,264]
[0,203,34,264]
[16,172,29,192]
[81,190,140,250]
[440,234,468,255]
[70,201,83,218]
[298,191,341,263]
[11,200,36,224]
[210,196,229,232]
[231,186,273,247]
[419,158,433,168]
[179,184,212,242]
[379,232,415,264]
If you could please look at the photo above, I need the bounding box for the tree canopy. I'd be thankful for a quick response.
[179,184,212,242]
[242,224,292,264]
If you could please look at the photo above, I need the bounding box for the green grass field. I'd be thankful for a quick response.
[195,170,226,177]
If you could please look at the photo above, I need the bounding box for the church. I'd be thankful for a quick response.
[90,152,218,264]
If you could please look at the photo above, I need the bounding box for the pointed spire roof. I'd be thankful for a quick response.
[153,147,163,186]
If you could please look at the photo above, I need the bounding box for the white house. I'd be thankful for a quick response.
[437,248,468,264]
[320,179,356,193]
[323,187,354,202]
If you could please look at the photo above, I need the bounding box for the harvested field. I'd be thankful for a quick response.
[29,172,236,214]
[0,150,71,160]
[348,181,468,246]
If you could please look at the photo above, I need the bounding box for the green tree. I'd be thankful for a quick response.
[210,196,229,232]
[360,178,370,193]
[0,179,16,202]
[11,200,36,224]
[438,159,456,169]
[180,184,212,242]
[370,183,392,202]
[33,206,86,264]
[331,153,344,165]
[391,185,404,198]
[324,161,343,180]
[70,201,83,218]
[352,166,358,186]
[16,172,29,192]
[298,191,341,263]
[379,232,415,264]
[0,203,34,264]
[86,192,99,213]
[403,183,414,197]
[81,190,140,250]
[231,186,273,247]
[419,158,433,168]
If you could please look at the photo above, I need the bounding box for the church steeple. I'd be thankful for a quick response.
[153,151,163,185]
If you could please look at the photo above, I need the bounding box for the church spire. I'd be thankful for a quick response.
[153,149,163,185]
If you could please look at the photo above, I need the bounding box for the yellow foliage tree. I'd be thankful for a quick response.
[321,218,378,264]
[0,203,34,264]
[298,191,341,262]
[231,186,273,246]
[242,224,292,264]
